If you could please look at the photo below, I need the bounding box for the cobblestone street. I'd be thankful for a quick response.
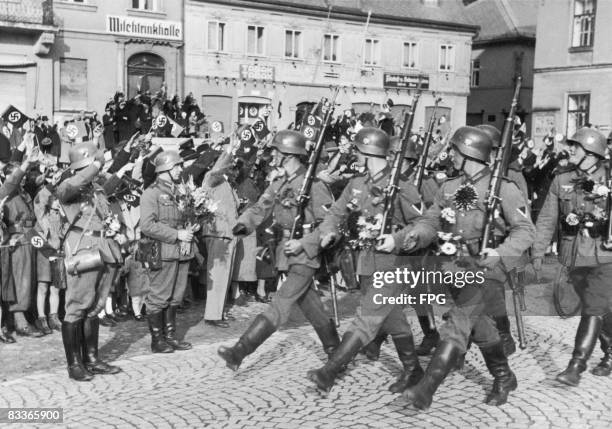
[0,263,610,428]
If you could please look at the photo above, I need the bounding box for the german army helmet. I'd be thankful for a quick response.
[354,127,390,157]
[450,126,492,163]
[154,150,183,173]
[69,142,98,170]
[270,130,308,156]
[476,124,501,148]
[391,135,420,160]
[567,127,607,158]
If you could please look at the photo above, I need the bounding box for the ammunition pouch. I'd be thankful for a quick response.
[137,237,162,271]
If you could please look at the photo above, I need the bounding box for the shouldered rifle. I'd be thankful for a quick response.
[601,162,612,250]
[480,76,526,349]
[290,87,340,240]
[380,88,422,235]
[413,97,442,192]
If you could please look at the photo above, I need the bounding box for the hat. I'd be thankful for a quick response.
[41,116,49,122]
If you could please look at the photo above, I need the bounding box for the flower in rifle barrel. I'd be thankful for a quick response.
[441,207,456,224]
[453,184,479,212]
[565,213,580,226]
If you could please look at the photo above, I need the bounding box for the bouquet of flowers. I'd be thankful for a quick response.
[344,212,383,250]
[176,176,218,255]
[571,176,610,201]
[453,183,479,212]
[103,213,128,246]
[563,206,608,238]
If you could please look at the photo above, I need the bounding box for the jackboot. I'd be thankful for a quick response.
[164,305,192,351]
[389,335,424,393]
[147,311,174,353]
[592,314,612,377]
[313,319,341,358]
[361,333,387,361]
[307,331,363,392]
[557,315,602,386]
[402,340,461,410]
[494,315,516,357]
[481,341,518,406]
[217,314,276,371]
[82,316,121,374]
[61,321,93,381]
[416,315,440,356]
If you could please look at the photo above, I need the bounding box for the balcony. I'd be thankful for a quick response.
[0,0,55,29]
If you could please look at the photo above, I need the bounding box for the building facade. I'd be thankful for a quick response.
[51,0,184,119]
[464,0,536,134]
[532,0,610,142]
[185,0,477,134]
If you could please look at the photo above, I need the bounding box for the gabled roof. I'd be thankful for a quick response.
[465,0,537,43]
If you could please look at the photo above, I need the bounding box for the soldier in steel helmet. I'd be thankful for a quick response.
[307,127,426,394]
[139,150,194,354]
[533,127,612,385]
[55,142,123,381]
[217,129,339,371]
[378,126,534,410]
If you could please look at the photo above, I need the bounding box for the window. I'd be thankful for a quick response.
[285,30,301,59]
[247,25,265,55]
[208,21,226,52]
[572,0,596,48]
[127,53,165,99]
[132,0,160,11]
[363,38,380,66]
[471,59,480,87]
[402,42,418,69]
[439,44,455,71]
[322,34,340,62]
[567,93,590,137]
[60,58,87,110]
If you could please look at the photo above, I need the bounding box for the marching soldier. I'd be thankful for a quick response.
[217,130,340,371]
[533,127,612,384]
[379,126,534,409]
[56,143,123,381]
[140,151,194,354]
[307,127,425,393]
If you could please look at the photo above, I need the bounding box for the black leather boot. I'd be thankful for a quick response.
[361,333,387,361]
[557,315,602,386]
[164,305,192,351]
[147,311,174,354]
[313,319,341,359]
[403,341,461,410]
[307,332,363,392]
[61,321,93,381]
[592,313,612,377]
[389,335,424,393]
[494,315,516,357]
[218,314,276,371]
[481,341,518,405]
[416,316,440,356]
[82,316,121,374]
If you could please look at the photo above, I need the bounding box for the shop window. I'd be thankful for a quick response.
[295,102,315,128]
[567,93,590,137]
[572,0,596,48]
[127,53,165,99]
[238,102,268,125]
[60,58,88,110]
[132,0,160,12]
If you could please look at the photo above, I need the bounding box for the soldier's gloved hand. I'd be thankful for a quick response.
[320,232,338,249]
[477,248,501,270]
[232,223,248,236]
[177,229,194,242]
[284,239,303,256]
[376,234,395,253]
[401,231,419,252]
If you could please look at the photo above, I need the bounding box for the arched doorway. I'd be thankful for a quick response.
[127,53,165,98]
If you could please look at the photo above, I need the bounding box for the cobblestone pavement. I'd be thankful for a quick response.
[1,262,611,428]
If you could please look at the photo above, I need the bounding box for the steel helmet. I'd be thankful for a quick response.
[567,127,607,158]
[354,127,390,157]
[450,126,492,163]
[270,130,308,156]
[154,150,183,173]
[69,142,98,170]
[476,124,502,148]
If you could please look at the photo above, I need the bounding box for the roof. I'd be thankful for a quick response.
[465,0,537,43]
[196,0,478,33]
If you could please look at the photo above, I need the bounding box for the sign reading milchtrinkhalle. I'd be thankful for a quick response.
[106,15,182,41]
[383,73,430,90]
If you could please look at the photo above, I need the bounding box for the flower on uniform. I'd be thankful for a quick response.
[437,231,453,241]
[592,206,607,220]
[440,242,457,255]
[453,184,479,212]
[441,207,456,224]
[585,221,594,228]
[565,213,580,226]
[594,184,609,197]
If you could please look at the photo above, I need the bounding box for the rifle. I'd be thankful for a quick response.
[601,162,612,250]
[413,97,442,191]
[480,75,526,349]
[290,87,340,240]
[380,86,422,235]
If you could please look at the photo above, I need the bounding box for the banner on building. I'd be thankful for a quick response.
[106,15,183,41]
[383,73,430,90]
